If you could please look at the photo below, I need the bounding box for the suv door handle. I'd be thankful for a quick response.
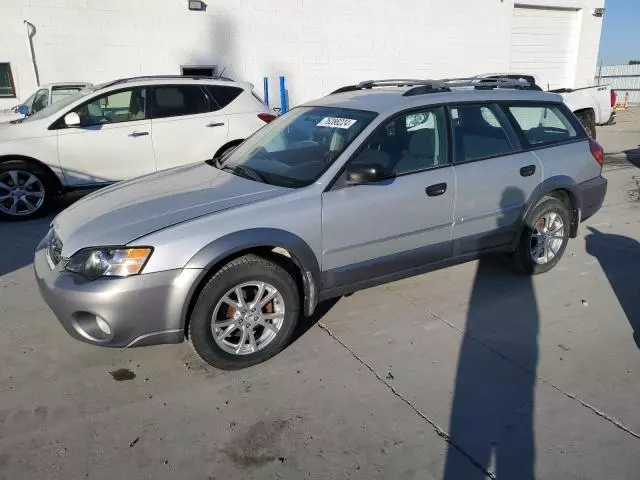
[425,183,447,196]
[520,165,536,177]
[128,131,149,137]
[207,122,225,128]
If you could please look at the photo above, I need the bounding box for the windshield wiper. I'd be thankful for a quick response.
[221,164,266,183]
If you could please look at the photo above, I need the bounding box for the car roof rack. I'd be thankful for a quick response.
[330,75,538,96]
[100,75,234,89]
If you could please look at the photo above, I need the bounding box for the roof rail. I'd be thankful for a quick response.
[330,75,539,96]
[100,75,233,89]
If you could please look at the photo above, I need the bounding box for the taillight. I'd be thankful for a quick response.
[589,137,604,166]
[258,113,276,123]
[610,89,617,108]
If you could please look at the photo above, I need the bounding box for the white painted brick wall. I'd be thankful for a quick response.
[0,0,604,109]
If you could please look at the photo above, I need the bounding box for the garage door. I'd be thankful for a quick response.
[509,5,579,90]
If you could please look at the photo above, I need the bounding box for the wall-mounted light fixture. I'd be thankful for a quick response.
[592,8,605,17]
[188,1,206,11]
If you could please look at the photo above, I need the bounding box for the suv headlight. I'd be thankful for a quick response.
[64,247,153,280]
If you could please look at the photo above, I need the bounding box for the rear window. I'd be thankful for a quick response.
[508,105,578,146]
[204,85,243,110]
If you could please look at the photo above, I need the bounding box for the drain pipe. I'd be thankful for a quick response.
[24,20,40,87]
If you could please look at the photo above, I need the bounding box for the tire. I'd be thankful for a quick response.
[514,197,571,275]
[0,160,55,220]
[576,110,597,139]
[189,254,300,370]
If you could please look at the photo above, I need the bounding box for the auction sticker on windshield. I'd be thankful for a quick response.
[317,117,358,129]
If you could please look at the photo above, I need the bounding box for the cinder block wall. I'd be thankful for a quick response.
[1,0,604,109]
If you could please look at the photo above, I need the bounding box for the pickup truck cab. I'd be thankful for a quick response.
[550,85,616,137]
[0,82,92,123]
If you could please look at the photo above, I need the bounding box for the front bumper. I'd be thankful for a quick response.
[579,175,608,222]
[34,240,203,348]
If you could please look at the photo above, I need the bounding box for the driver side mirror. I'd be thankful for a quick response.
[64,112,81,127]
[346,164,384,184]
[17,105,30,116]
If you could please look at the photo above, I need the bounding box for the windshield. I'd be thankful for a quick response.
[22,87,96,122]
[220,106,377,188]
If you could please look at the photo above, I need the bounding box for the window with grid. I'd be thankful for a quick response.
[0,63,16,98]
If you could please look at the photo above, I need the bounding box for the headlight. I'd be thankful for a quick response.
[64,247,152,280]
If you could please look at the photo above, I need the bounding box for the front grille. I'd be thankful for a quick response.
[47,231,63,267]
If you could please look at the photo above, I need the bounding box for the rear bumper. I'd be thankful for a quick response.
[34,238,203,348]
[579,175,608,222]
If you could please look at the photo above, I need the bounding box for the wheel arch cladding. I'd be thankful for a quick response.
[519,176,582,242]
[181,228,321,330]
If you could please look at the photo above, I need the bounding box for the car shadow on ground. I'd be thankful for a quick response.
[585,227,640,348]
[0,192,85,277]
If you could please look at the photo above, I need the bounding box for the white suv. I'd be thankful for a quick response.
[0,76,275,219]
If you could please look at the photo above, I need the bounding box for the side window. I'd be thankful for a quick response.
[204,85,243,110]
[508,105,577,146]
[348,107,447,177]
[32,89,50,113]
[450,104,516,163]
[74,87,147,126]
[152,85,210,118]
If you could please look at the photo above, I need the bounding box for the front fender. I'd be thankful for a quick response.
[184,228,321,317]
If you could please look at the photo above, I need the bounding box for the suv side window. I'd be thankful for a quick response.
[152,85,210,118]
[348,107,447,178]
[508,105,578,146]
[204,85,243,110]
[74,87,147,126]
[32,88,50,114]
[450,104,516,163]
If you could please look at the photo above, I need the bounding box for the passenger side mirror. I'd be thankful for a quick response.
[346,164,383,184]
[64,112,81,127]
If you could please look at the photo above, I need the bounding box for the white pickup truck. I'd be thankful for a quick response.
[0,82,92,123]
[479,74,615,139]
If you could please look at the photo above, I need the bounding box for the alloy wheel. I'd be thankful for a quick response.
[210,281,285,355]
[0,170,45,216]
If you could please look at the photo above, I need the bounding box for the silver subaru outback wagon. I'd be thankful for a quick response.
[34,77,608,369]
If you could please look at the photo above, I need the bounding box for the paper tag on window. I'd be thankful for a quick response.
[317,117,358,129]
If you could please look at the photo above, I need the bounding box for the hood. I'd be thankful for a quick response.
[53,162,290,257]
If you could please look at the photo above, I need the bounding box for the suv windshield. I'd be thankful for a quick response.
[219,106,377,188]
[22,87,96,122]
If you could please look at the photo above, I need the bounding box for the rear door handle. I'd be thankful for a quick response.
[425,182,447,197]
[520,165,536,177]
[207,122,225,128]
[128,131,149,137]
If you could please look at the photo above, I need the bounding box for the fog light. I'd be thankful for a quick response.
[72,311,113,341]
[96,317,112,335]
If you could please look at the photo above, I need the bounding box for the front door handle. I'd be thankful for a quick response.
[128,131,149,137]
[520,165,536,177]
[425,182,447,197]
[207,122,225,128]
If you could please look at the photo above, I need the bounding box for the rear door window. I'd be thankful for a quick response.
[507,105,578,146]
[152,85,210,118]
[204,85,243,110]
[450,104,517,163]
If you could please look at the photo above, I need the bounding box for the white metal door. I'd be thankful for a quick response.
[509,5,579,90]
[150,85,229,171]
[57,119,156,185]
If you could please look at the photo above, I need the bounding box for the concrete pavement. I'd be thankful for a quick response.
[1,131,639,479]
